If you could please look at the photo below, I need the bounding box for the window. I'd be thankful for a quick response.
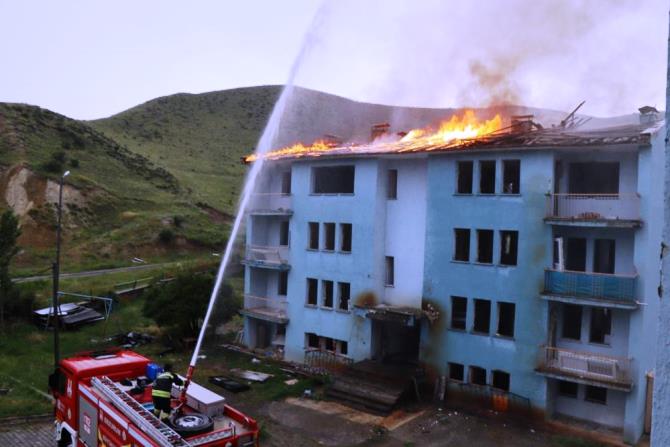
[558,380,578,399]
[492,370,510,391]
[323,223,336,251]
[312,165,355,194]
[385,256,395,286]
[477,230,494,264]
[308,222,319,250]
[387,169,398,199]
[451,296,467,330]
[593,239,616,274]
[279,221,290,246]
[496,302,515,337]
[562,304,582,340]
[339,340,348,355]
[470,366,487,386]
[281,171,292,194]
[340,223,352,252]
[499,231,518,266]
[338,282,350,311]
[585,385,607,405]
[454,229,471,262]
[306,333,319,348]
[324,337,335,352]
[306,278,318,306]
[449,363,465,382]
[473,299,491,334]
[278,271,288,296]
[502,160,520,194]
[566,238,587,272]
[322,280,334,308]
[457,161,473,194]
[479,160,496,194]
[589,308,611,344]
[569,162,619,194]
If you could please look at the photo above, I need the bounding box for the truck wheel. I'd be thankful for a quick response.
[169,412,214,437]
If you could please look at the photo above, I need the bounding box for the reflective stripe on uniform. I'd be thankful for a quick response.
[152,389,171,398]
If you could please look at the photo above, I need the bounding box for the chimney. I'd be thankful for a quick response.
[510,115,534,134]
[638,106,660,125]
[371,123,390,141]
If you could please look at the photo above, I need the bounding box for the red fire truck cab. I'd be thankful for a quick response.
[49,349,259,447]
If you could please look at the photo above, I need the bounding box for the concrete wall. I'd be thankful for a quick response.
[555,305,630,358]
[421,150,554,408]
[551,380,627,429]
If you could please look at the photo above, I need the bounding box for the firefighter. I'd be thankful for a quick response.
[152,364,183,421]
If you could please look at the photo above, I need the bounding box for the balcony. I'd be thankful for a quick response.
[541,269,638,309]
[545,194,641,228]
[242,245,290,270]
[537,346,632,391]
[240,294,289,324]
[248,193,292,216]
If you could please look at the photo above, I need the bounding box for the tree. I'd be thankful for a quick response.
[0,210,21,329]
[142,272,240,339]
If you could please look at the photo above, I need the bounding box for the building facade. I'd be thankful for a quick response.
[241,117,665,444]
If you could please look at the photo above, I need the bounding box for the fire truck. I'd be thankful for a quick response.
[49,349,259,447]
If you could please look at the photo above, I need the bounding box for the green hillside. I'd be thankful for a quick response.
[90,86,281,214]
[0,103,228,273]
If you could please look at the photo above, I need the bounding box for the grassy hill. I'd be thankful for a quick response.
[0,103,228,273]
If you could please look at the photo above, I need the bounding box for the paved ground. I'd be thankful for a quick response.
[0,421,52,447]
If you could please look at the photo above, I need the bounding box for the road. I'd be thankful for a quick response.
[13,263,169,283]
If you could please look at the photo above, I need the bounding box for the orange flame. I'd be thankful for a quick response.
[245,110,503,162]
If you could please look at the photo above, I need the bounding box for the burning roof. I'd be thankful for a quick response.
[244,109,660,163]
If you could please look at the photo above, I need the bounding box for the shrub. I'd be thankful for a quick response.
[43,158,63,173]
[52,151,66,163]
[158,228,174,244]
[173,215,184,228]
[69,159,79,168]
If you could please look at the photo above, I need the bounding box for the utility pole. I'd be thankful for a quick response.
[52,170,69,370]
[652,11,670,446]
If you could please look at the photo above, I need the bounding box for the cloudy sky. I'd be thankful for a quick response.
[0,0,668,119]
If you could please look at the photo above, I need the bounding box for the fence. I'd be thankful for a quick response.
[545,193,640,221]
[544,269,637,303]
[540,346,631,385]
[245,245,289,266]
[304,348,354,375]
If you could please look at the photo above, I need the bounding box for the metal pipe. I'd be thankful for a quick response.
[52,171,69,370]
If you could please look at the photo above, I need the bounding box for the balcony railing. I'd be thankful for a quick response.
[244,245,289,269]
[304,348,353,375]
[249,193,292,214]
[544,269,637,304]
[538,346,632,387]
[242,294,288,323]
[545,193,640,222]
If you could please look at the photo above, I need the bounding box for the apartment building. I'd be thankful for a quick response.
[241,112,665,444]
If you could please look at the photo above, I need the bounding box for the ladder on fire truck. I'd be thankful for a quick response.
[91,377,235,447]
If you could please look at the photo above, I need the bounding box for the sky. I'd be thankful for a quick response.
[0,0,668,120]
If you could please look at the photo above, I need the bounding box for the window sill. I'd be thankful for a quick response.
[384,284,395,288]
[305,304,318,309]
[321,307,334,311]
[338,250,352,255]
[473,262,494,267]
[497,263,516,268]
[453,193,473,196]
[336,309,351,314]
[306,248,319,252]
[321,249,335,253]
[559,337,582,343]
[447,327,468,333]
[451,259,470,264]
[476,193,496,196]
[494,334,515,341]
[470,330,491,337]
[309,193,355,197]
[587,341,612,348]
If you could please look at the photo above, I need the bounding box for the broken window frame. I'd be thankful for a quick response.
[387,169,398,199]
[340,223,352,253]
[322,280,334,308]
[453,228,471,262]
[308,222,319,250]
[312,165,355,194]
[491,370,510,392]
[499,230,518,266]
[338,340,349,356]
[584,385,607,405]
[557,380,578,399]
[457,161,474,194]
[306,333,319,349]
[589,308,612,345]
[323,222,336,251]
[279,220,290,247]
[306,278,318,306]
[476,229,494,264]
[479,160,496,194]
[502,159,520,194]
[385,256,395,287]
[473,299,491,334]
[337,282,351,311]
[561,304,583,341]
[277,271,288,296]
[448,362,465,382]
[450,296,467,330]
[496,302,516,338]
[469,366,487,386]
